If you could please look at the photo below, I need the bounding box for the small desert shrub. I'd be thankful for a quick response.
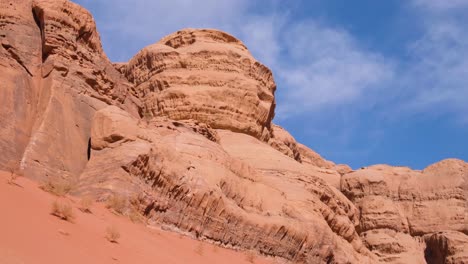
[106,226,121,243]
[195,242,204,255]
[78,197,94,213]
[245,250,256,263]
[129,209,144,223]
[106,194,127,215]
[41,178,74,196]
[51,201,74,222]
[7,172,20,185]
[128,195,146,223]
[6,160,21,185]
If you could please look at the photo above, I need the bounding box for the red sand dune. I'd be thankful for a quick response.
[0,171,273,264]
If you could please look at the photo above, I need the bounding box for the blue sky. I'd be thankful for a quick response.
[74,0,468,170]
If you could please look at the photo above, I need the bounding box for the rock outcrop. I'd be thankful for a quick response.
[424,231,468,264]
[0,0,140,181]
[341,159,468,263]
[268,124,352,176]
[0,0,42,170]
[75,106,376,263]
[268,124,302,162]
[1,1,467,263]
[118,29,276,140]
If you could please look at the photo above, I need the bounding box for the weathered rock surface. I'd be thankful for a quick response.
[1,1,467,263]
[341,160,468,263]
[361,229,426,263]
[268,124,352,176]
[76,106,376,263]
[268,124,302,162]
[119,29,276,140]
[0,0,42,170]
[266,124,352,186]
[424,231,468,264]
[0,0,140,181]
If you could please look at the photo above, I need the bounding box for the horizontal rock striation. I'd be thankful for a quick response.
[75,106,376,263]
[0,0,140,181]
[424,231,468,264]
[119,29,276,140]
[341,160,468,263]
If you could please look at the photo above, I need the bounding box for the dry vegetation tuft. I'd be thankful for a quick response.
[78,197,94,213]
[106,194,127,215]
[40,178,75,196]
[7,172,20,186]
[129,209,145,223]
[128,194,146,223]
[6,160,21,186]
[105,226,121,243]
[51,201,74,222]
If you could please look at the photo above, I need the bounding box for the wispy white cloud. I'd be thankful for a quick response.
[411,0,468,11]
[75,0,250,61]
[71,0,468,167]
[239,14,283,67]
[398,1,468,122]
[74,0,468,124]
[276,21,394,117]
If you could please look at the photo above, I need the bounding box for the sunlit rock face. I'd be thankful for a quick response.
[341,159,468,263]
[119,29,276,140]
[0,0,139,180]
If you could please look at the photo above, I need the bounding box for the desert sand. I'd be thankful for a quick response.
[0,171,272,264]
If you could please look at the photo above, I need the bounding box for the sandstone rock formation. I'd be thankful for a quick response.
[424,231,468,264]
[0,0,42,170]
[268,124,302,162]
[267,124,352,176]
[1,1,467,263]
[75,105,375,263]
[341,160,468,263]
[118,29,276,140]
[0,0,139,181]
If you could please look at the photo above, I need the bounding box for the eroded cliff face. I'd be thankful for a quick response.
[1,1,467,263]
[117,29,276,140]
[0,0,42,170]
[341,160,468,263]
[0,0,140,181]
[74,106,376,263]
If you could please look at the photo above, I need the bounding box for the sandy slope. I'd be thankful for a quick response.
[0,171,273,264]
